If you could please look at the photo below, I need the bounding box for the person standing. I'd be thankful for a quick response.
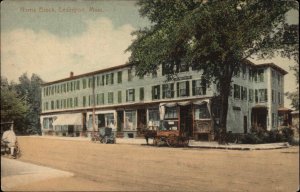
[2,123,17,158]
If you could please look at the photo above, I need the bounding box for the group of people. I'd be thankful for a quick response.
[1,123,18,158]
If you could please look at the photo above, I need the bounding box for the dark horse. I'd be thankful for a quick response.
[140,128,157,145]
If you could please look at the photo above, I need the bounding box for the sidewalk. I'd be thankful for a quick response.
[1,157,74,190]
[23,136,290,150]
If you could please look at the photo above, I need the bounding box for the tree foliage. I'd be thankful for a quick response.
[127,0,298,142]
[1,74,44,135]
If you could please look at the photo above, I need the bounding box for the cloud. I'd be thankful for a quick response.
[1,17,135,82]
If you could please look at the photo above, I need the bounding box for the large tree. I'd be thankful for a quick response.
[127,0,298,143]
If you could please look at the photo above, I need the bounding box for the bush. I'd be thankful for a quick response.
[241,127,295,144]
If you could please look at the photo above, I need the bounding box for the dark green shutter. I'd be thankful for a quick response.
[186,81,190,96]
[177,83,179,97]
[192,80,195,96]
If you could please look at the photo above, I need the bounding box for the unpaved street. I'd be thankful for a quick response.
[8,137,300,191]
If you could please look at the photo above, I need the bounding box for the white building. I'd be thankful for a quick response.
[40,61,287,140]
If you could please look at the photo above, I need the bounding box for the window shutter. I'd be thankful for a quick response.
[186,81,190,96]
[192,80,195,96]
[126,90,128,102]
[177,83,179,97]
[157,85,160,99]
[162,85,166,99]
[133,89,135,102]
[171,84,174,98]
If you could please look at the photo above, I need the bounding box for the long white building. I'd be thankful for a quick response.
[40,61,287,140]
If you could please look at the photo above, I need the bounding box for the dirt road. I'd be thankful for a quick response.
[9,137,299,191]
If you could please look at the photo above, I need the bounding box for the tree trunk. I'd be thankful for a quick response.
[218,75,232,144]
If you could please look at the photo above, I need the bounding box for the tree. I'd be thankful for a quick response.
[127,0,298,143]
[286,64,299,110]
[15,73,44,135]
[1,77,28,134]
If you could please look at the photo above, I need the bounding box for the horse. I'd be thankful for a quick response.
[140,128,157,145]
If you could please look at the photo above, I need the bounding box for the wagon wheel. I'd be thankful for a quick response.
[166,134,178,147]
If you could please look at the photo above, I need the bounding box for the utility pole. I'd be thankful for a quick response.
[92,76,96,134]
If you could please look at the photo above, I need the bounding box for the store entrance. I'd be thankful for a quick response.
[180,105,193,137]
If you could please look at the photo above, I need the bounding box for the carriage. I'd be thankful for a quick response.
[143,120,189,147]
[91,127,116,144]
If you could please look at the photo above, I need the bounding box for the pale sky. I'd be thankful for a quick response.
[1,0,299,109]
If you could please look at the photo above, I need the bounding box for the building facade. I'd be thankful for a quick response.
[40,61,287,140]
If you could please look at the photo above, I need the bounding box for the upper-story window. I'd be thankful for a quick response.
[152,85,160,100]
[272,90,276,103]
[117,71,122,84]
[176,63,189,73]
[278,92,281,105]
[234,84,240,99]
[118,91,122,103]
[82,79,87,89]
[96,93,104,105]
[105,73,114,85]
[139,87,144,101]
[234,68,240,78]
[241,86,247,100]
[258,89,268,102]
[162,83,174,99]
[128,69,133,81]
[192,79,206,96]
[126,89,135,102]
[88,77,94,88]
[257,69,264,82]
[152,70,157,78]
[242,65,247,79]
[249,89,254,102]
[177,81,190,97]
[277,73,281,85]
[108,92,114,104]
[162,63,174,76]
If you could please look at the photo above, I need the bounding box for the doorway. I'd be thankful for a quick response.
[244,116,247,134]
[251,107,268,130]
[117,111,124,132]
[180,105,193,137]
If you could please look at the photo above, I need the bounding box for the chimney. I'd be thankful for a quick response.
[70,71,74,78]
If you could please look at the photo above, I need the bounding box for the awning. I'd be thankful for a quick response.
[52,113,82,126]
[252,105,268,109]
[193,99,209,105]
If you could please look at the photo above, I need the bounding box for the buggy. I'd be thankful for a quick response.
[91,127,116,144]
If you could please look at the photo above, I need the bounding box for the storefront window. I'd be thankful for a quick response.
[195,105,210,119]
[165,107,178,119]
[148,108,160,128]
[124,111,136,130]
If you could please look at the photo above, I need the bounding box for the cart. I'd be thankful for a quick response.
[153,120,189,147]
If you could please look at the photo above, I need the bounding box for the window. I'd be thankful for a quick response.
[165,107,178,119]
[162,63,174,76]
[139,88,144,101]
[51,100,54,110]
[118,91,122,103]
[241,87,247,100]
[259,89,268,102]
[257,69,264,82]
[117,71,122,83]
[63,99,66,108]
[148,108,160,127]
[83,96,86,107]
[126,89,135,102]
[162,83,174,99]
[234,68,240,77]
[88,77,94,88]
[234,84,240,99]
[176,63,189,72]
[43,117,54,129]
[124,111,136,130]
[192,79,206,96]
[128,69,133,81]
[255,90,258,103]
[108,92,114,104]
[195,104,210,119]
[152,70,157,78]
[278,92,281,104]
[272,90,275,103]
[152,85,160,100]
[249,68,253,81]
[74,97,78,107]
[105,73,114,85]
[277,73,281,85]
[77,80,80,90]
[56,100,60,109]
[97,93,104,105]
[177,81,190,97]
[249,89,254,102]
[242,65,247,79]
[82,79,87,89]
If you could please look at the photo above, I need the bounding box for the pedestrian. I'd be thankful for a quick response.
[2,123,17,158]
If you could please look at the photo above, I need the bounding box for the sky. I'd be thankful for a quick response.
[1,0,299,108]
